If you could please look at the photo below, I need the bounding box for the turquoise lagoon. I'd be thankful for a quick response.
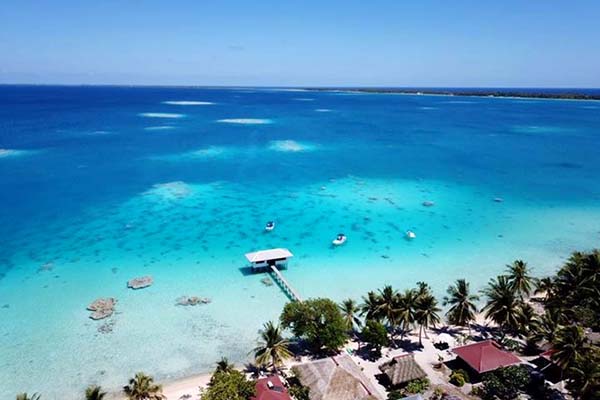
[0,86,599,399]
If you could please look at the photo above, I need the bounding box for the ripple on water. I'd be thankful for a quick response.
[216,118,272,124]
[138,113,185,118]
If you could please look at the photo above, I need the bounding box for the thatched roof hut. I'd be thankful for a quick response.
[293,354,383,400]
[378,354,426,387]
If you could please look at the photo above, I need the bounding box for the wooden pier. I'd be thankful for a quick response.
[270,265,302,302]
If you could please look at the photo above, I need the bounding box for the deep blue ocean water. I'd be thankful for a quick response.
[0,85,599,398]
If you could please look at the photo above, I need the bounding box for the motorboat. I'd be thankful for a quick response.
[405,230,416,240]
[265,221,275,232]
[332,233,347,246]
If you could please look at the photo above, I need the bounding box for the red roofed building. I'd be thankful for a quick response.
[252,375,292,400]
[452,340,521,374]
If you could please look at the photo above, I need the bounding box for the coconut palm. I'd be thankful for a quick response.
[415,293,441,346]
[360,291,382,321]
[123,372,165,400]
[396,289,418,338]
[530,309,563,345]
[377,285,400,328]
[85,385,106,400]
[215,357,235,373]
[481,275,523,336]
[16,394,41,400]
[339,298,362,332]
[534,276,554,301]
[505,260,536,300]
[567,352,600,400]
[443,279,479,335]
[552,324,587,370]
[253,321,293,371]
[415,281,432,299]
[516,302,540,338]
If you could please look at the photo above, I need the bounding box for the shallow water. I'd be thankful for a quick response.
[0,86,599,399]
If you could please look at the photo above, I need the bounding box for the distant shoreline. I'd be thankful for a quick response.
[303,87,600,101]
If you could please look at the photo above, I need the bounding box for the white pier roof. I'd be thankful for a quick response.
[245,248,293,263]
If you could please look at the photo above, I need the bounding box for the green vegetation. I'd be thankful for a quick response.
[443,279,479,335]
[200,369,255,400]
[85,385,106,400]
[123,372,165,400]
[280,298,348,353]
[404,377,429,394]
[449,369,469,387]
[360,319,389,354]
[252,321,293,371]
[215,357,235,374]
[480,365,530,400]
[288,383,310,400]
[414,284,441,347]
[339,298,362,332]
[16,394,41,400]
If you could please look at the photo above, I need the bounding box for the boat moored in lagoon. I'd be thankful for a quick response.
[332,233,347,246]
[265,221,275,232]
[405,230,416,240]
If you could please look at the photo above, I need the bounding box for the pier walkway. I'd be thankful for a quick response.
[269,265,302,302]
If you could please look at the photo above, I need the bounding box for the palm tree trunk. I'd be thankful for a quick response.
[419,325,423,347]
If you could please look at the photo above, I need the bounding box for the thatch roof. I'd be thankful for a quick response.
[293,354,383,400]
[378,354,426,386]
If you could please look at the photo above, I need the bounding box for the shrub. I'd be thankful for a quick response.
[481,365,530,400]
[449,369,469,387]
[404,377,430,394]
[360,319,389,353]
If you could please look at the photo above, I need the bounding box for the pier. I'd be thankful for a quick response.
[270,265,302,302]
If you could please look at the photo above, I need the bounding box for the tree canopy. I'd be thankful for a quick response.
[280,298,349,353]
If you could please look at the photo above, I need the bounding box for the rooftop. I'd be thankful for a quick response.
[245,248,293,263]
[378,354,427,386]
[452,340,521,374]
[293,354,383,400]
[252,375,292,400]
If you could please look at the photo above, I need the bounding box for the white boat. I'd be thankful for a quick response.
[405,230,416,239]
[332,233,347,246]
[265,221,275,232]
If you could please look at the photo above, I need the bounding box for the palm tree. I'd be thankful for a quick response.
[415,293,441,346]
[481,275,523,336]
[360,291,382,321]
[534,276,554,301]
[505,260,536,300]
[443,279,479,335]
[567,353,600,400]
[377,285,399,328]
[339,298,362,332]
[85,385,106,400]
[16,394,41,400]
[253,321,293,371]
[396,289,418,338]
[530,309,563,345]
[516,303,540,338]
[215,357,235,373]
[552,325,587,370]
[123,372,165,400]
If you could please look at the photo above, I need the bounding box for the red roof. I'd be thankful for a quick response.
[452,340,521,373]
[252,375,292,400]
[540,348,557,361]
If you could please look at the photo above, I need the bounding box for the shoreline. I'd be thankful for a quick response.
[302,87,600,101]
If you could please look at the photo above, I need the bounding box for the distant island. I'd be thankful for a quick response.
[303,87,600,100]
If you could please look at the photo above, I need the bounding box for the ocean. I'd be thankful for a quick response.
[0,85,599,399]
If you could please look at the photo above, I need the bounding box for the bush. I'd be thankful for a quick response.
[200,370,255,400]
[404,378,430,394]
[481,365,530,400]
[360,319,389,353]
[288,384,310,400]
[449,369,469,387]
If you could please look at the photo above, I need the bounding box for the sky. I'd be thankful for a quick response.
[1,1,599,87]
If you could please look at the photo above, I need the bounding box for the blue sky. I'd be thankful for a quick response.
[1,1,599,87]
